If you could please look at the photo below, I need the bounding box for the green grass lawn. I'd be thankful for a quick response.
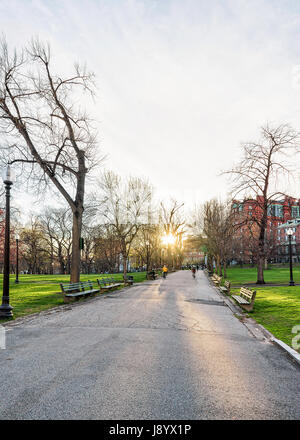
[225,266,300,352]
[226,265,300,285]
[0,272,148,322]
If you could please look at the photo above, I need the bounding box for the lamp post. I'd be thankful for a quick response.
[0,165,16,319]
[286,228,295,286]
[15,233,20,284]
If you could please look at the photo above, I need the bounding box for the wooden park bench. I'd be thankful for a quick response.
[220,280,231,295]
[97,277,123,292]
[60,280,99,303]
[123,275,134,286]
[211,274,222,287]
[232,287,256,312]
[147,270,158,280]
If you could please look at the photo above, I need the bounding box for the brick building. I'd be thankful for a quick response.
[277,218,300,263]
[232,195,300,263]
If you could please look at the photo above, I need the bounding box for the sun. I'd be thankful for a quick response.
[161,234,176,245]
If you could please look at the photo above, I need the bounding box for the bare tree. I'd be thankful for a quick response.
[38,207,72,274]
[202,199,235,277]
[21,216,50,274]
[0,37,100,282]
[225,123,299,283]
[94,224,122,273]
[98,171,152,278]
[131,223,161,271]
[160,199,185,269]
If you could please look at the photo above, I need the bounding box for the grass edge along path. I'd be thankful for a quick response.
[0,272,150,322]
[223,267,300,353]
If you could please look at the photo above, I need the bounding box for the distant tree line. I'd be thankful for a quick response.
[0,173,187,275]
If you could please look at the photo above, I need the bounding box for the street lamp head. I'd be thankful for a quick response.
[286,228,293,236]
[15,233,20,240]
[2,165,15,184]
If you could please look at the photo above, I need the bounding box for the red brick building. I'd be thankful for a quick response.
[277,218,300,263]
[232,195,300,263]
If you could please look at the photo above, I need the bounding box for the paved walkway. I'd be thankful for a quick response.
[0,270,299,419]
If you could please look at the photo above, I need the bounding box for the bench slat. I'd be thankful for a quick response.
[97,278,122,289]
[232,295,249,304]
[66,289,99,297]
[60,280,99,297]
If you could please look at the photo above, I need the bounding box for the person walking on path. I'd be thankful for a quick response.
[162,265,168,279]
[191,266,196,279]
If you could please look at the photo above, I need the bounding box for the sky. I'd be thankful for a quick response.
[1,0,300,218]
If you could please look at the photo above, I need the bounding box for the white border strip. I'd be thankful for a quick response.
[271,337,300,366]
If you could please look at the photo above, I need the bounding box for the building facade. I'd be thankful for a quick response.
[232,195,300,263]
[277,218,300,263]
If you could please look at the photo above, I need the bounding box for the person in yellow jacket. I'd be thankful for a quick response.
[162,265,168,279]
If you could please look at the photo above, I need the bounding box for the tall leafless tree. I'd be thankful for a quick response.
[160,199,185,269]
[202,199,235,277]
[38,207,72,274]
[131,223,161,271]
[225,123,299,283]
[0,37,100,282]
[20,216,49,274]
[94,224,122,273]
[98,171,152,278]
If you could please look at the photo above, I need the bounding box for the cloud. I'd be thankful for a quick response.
[1,0,300,208]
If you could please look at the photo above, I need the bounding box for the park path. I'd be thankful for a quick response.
[0,270,299,420]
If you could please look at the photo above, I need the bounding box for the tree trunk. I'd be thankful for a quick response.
[223,259,227,278]
[58,245,65,274]
[59,257,65,274]
[67,256,71,274]
[70,209,83,283]
[207,254,213,273]
[217,255,222,276]
[122,252,128,278]
[256,214,266,284]
[50,253,54,275]
[257,256,265,284]
[70,150,85,283]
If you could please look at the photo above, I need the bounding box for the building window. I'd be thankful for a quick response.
[268,204,283,217]
[291,206,300,218]
[274,204,283,218]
